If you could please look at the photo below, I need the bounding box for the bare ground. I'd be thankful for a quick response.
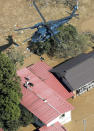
[64,88,94,131]
[18,124,36,131]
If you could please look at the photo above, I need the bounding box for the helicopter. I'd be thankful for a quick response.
[15,0,79,43]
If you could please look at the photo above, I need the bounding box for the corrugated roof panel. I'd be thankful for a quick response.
[28,61,51,81]
[29,101,59,124]
[66,57,94,90]
[47,92,74,114]
[29,79,73,114]
[21,91,59,124]
[28,61,73,99]
[21,92,39,106]
[45,75,73,99]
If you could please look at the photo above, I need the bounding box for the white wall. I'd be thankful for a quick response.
[58,111,71,124]
[47,111,71,127]
[47,115,60,127]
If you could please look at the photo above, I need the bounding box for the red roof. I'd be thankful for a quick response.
[27,61,73,99]
[17,62,74,125]
[27,61,51,81]
[0,128,3,131]
[39,122,67,131]
[21,91,59,124]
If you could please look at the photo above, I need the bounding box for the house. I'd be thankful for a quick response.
[17,61,74,131]
[51,51,94,96]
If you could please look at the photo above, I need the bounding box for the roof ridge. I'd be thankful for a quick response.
[27,86,61,115]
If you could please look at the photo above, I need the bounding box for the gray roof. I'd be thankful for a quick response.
[50,51,94,91]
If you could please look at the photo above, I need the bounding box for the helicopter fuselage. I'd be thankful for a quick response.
[15,2,78,43]
[31,5,77,43]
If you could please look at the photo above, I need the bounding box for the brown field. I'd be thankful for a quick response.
[0,0,94,131]
[18,124,36,131]
[64,88,94,131]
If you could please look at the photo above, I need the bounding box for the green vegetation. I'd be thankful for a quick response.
[29,24,90,58]
[6,48,24,66]
[19,105,35,127]
[0,53,22,130]
[83,32,94,44]
[0,53,36,131]
[3,105,35,131]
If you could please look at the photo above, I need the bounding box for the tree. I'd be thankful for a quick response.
[54,24,89,58]
[29,24,89,58]
[19,105,35,126]
[2,104,35,131]
[3,120,20,131]
[0,53,22,130]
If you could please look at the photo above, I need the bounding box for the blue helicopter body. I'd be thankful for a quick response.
[15,1,78,43]
[31,5,78,43]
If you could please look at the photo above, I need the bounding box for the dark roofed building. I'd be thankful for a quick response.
[50,51,94,95]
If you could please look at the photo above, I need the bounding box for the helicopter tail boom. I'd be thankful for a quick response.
[71,0,79,17]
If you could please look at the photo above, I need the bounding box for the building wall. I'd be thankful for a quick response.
[76,80,94,96]
[73,90,77,98]
[58,111,71,124]
[47,111,71,127]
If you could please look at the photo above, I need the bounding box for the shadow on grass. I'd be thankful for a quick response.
[0,35,19,52]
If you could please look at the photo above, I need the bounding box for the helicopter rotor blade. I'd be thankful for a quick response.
[65,11,71,15]
[14,26,35,31]
[14,22,44,32]
[23,37,31,43]
[33,1,46,23]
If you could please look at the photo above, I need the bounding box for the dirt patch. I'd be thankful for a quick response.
[80,18,94,32]
[64,88,94,131]
[76,0,94,32]
[18,124,36,131]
